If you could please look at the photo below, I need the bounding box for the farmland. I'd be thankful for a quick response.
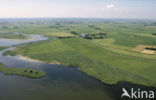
[2,19,156,87]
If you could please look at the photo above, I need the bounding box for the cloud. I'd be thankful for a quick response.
[106,4,114,9]
[106,4,126,13]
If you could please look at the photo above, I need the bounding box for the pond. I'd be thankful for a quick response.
[0,35,155,100]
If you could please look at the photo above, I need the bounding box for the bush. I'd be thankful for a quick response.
[3,50,17,56]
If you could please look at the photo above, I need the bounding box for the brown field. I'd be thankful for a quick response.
[132,45,156,55]
[131,45,149,52]
[141,50,156,54]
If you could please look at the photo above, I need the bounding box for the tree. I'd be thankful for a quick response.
[24,69,27,72]
[30,70,33,73]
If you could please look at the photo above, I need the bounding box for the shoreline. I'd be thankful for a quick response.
[16,55,156,88]
[17,55,60,64]
[0,63,45,78]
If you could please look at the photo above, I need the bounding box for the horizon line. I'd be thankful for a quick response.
[0,17,155,20]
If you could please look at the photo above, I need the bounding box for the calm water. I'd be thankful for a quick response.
[0,35,155,100]
[0,35,48,46]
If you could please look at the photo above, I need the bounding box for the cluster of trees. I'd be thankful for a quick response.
[2,26,8,29]
[152,33,156,35]
[88,25,101,30]
[82,33,107,40]
[1,26,19,29]
[88,25,95,27]
[3,50,17,56]
[58,37,74,39]
[94,27,101,30]
[99,33,107,35]
[70,31,107,40]
[70,31,79,35]
[146,47,156,51]
[24,69,38,74]
[144,22,156,26]
[48,23,65,29]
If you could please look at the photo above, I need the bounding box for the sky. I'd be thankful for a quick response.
[0,0,156,19]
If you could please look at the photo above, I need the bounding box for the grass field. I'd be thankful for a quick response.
[0,32,28,39]
[2,19,156,86]
[6,37,156,86]
[0,46,8,50]
[45,32,75,37]
[0,63,45,78]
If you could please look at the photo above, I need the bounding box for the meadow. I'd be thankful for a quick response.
[0,63,45,78]
[0,46,7,50]
[2,19,156,86]
[0,32,28,39]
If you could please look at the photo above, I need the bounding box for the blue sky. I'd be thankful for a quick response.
[0,0,155,19]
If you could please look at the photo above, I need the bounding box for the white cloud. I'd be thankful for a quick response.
[106,4,114,9]
[106,4,126,13]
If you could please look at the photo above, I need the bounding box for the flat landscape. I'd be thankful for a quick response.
[1,19,156,87]
[0,0,156,99]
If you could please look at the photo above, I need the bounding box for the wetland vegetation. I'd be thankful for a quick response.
[0,32,28,39]
[0,31,47,78]
[0,63,45,78]
[2,18,156,87]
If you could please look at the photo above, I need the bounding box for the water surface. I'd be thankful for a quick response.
[0,35,48,46]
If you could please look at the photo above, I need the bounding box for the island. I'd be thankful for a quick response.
[0,63,45,78]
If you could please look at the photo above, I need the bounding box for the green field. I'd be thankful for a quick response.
[2,19,156,86]
[0,46,8,50]
[0,63,45,78]
[0,32,28,39]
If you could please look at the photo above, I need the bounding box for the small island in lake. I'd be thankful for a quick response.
[0,63,45,78]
